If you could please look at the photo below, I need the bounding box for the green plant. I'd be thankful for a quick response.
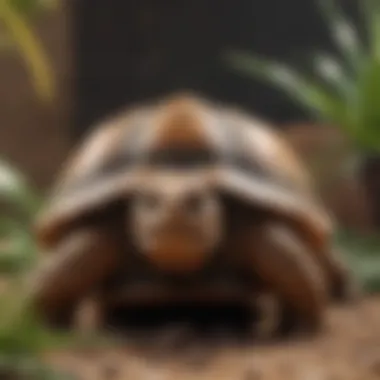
[0,158,66,377]
[334,230,380,292]
[224,0,380,289]
[0,0,58,103]
[0,159,119,378]
[225,0,380,155]
[0,158,41,273]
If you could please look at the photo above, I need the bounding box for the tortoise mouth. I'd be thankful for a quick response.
[151,225,201,240]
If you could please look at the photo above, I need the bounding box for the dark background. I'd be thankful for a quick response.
[71,0,361,139]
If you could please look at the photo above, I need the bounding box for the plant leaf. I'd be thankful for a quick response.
[0,0,55,103]
[334,230,380,293]
[349,59,380,152]
[9,0,58,16]
[311,52,353,96]
[360,0,380,60]
[225,51,358,136]
[0,217,37,274]
[9,0,40,15]
[317,0,363,70]
[0,158,41,218]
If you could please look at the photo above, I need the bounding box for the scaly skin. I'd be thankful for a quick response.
[234,222,329,334]
[26,226,123,327]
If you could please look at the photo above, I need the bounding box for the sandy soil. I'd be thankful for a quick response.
[41,295,380,380]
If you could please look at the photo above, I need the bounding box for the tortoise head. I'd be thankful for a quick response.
[124,94,228,273]
[129,168,224,273]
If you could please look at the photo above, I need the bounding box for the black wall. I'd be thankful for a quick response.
[71,0,360,138]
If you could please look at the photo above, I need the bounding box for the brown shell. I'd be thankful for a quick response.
[35,93,333,251]
[34,103,155,248]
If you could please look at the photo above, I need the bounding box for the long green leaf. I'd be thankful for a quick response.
[10,0,41,15]
[0,158,41,218]
[9,0,58,16]
[311,52,353,96]
[360,0,380,59]
[0,0,55,103]
[350,59,380,152]
[317,0,363,70]
[225,51,357,135]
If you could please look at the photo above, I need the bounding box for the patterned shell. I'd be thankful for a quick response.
[35,93,333,251]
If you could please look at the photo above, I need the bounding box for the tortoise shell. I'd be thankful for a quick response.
[35,93,332,255]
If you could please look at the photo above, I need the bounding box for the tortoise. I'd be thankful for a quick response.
[27,93,358,335]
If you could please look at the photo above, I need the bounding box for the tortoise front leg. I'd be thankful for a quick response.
[26,227,123,327]
[290,221,360,302]
[238,223,329,335]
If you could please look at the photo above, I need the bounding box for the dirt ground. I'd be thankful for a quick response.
[42,295,380,380]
